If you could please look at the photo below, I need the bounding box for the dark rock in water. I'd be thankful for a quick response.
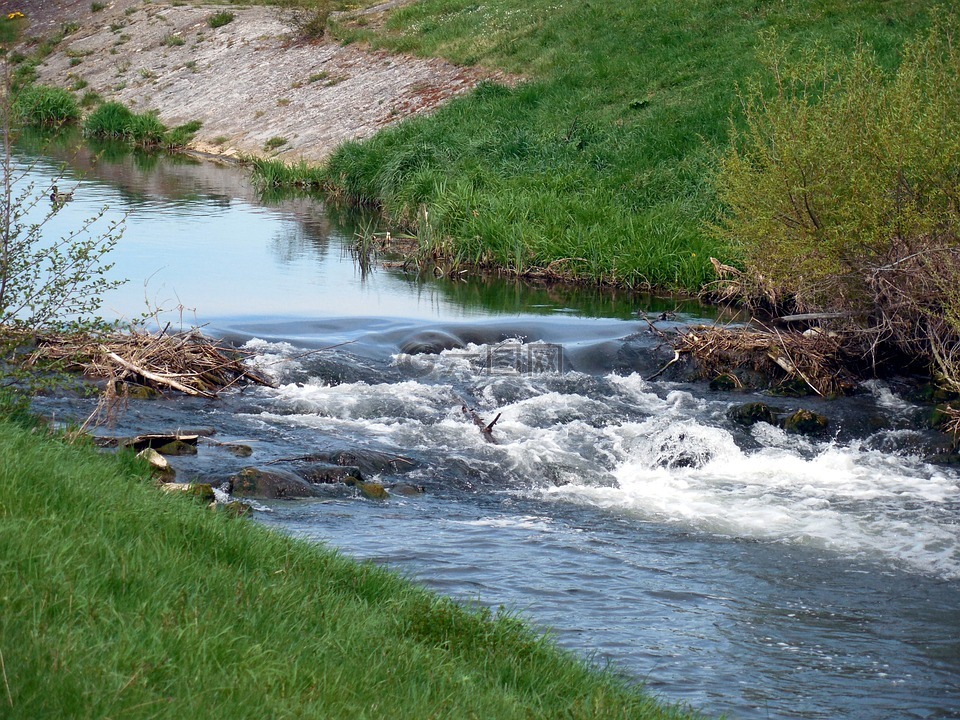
[300,449,416,476]
[156,439,199,456]
[928,403,957,431]
[782,409,829,434]
[399,330,465,355]
[710,373,740,391]
[123,382,162,400]
[728,402,776,426]
[767,378,813,398]
[229,467,321,499]
[299,462,364,484]
[225,443,254,458]
[357,481,388,500]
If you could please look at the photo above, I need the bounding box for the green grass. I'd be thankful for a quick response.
[0,417,700,719]
[207,10,236,29]
[82,101,200,149]
[312,0,934,290]
[11,84,80,127]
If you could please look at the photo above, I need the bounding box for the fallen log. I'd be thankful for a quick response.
[104,349,216,398]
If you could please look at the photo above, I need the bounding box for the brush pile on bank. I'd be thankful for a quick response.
[32,327,274,397]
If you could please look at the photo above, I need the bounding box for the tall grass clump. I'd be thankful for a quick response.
[251,156,325,188]
[321,0,933,290]
[83,101,198,148]
[0,418,701,720]
[10,83,79,126]
[713,13,960,385]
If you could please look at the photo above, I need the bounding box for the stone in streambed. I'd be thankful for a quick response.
[782,408,829,435]
[229,467,321,499]
[137,447,175,482]
[357,481,388,500]
[727,401,776,427]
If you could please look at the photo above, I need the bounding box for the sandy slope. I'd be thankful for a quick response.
[17,0,499,162]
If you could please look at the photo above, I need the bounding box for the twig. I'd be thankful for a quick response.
[103,349,215,398]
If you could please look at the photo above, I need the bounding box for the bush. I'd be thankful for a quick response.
[277,0,331,41]
[712,15,960,382]
[11,84,80,126]
[207,10,235,29]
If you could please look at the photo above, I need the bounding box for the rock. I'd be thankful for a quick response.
[727,402,776,427]
[226,443,254,458]
[137,447,175,482]
[387,482,424,497]
[357,481,388,500]
[782,409,829,435]
[123,382,162,400]
[767,378,813,398]
[156,439,199,456]
[229,467,321,499]
[299,462,364,484]
[399,329,465,355]
[709,373,740,391]
[161,483,215,502]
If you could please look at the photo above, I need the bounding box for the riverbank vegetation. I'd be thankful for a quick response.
[309,0,934,291]
[0,417,700,719]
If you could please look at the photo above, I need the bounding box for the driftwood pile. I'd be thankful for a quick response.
[670,324,856,397]
[34,328,275,398]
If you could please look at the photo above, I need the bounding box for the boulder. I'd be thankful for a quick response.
[137,447,175,483]
[387,482,425,497]
[156,439,199,456]
[299,462,364,485]
[229,467,321,499]
[357,481,388,500]
[782,409,829,435]
[727,401,776,427]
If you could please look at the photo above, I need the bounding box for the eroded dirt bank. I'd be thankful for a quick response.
[15,0,501,162]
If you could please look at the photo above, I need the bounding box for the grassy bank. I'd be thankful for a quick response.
[0,417,700,719]
[312,0,932,289]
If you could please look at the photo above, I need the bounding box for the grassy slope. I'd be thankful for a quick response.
[0,418,699,719]
[321,0,931,290]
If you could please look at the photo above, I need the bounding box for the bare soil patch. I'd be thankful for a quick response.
[17,0,505,163]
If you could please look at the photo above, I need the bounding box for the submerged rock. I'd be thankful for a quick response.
[229,467,321,499]
[357,481,388,500]
[156,439,199,456]
[727,401,776,426]
[387,482,425,497]
[782,409,829,435]
[299,462,364,485]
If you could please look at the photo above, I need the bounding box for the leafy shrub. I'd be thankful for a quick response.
[206,11,235,29]
[164,119,202,148]
[163,33,185,47]
[712,15,960,382]
[11,84,80,126]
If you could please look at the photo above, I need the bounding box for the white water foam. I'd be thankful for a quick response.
[249,348,960,580]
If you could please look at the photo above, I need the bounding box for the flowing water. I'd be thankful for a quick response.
[15,138,960,719]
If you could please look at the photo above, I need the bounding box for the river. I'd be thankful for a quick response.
[15,137,960,719]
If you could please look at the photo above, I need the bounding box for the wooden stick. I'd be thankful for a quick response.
[103,349,215,398]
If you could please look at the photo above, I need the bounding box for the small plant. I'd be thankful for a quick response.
[164,119,202,148]
[80,90,102,107]
[183,60,197,71]
[139,68,156,79]
[277,98,291,107]
[206,10,235,29]
[69,57,82,67]
[69,77,88,91]
[11,84,80,127]
[212,135,229,145]
[91,1,106,11]
[109,22,124,32]
[263,136,288,151]
[307,71,329,83]
[163,33,185,47]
